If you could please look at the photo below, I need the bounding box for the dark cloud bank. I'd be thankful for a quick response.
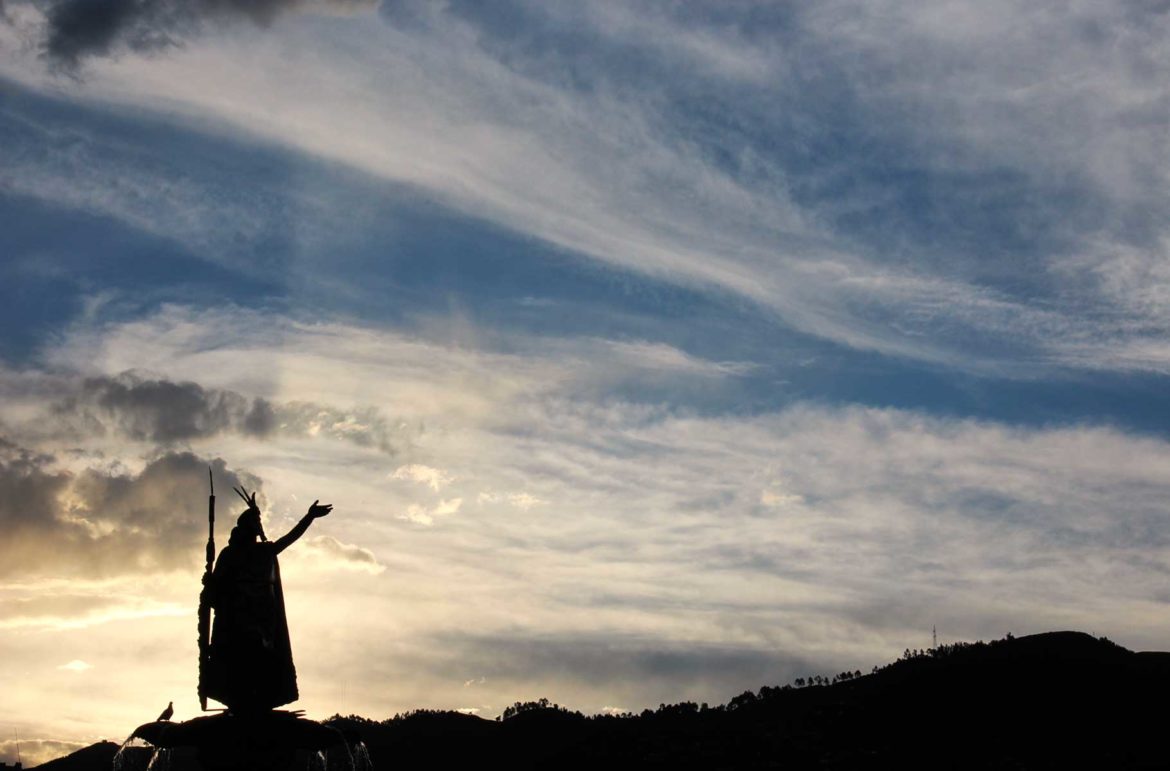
[0,370,402,579]
[377,630,824,712]
[62,374,276,441]
[29,0,373,69]
[0,441,258,578]
[51,371,410,453]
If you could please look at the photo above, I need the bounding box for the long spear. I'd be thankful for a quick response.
[197,467,215,711]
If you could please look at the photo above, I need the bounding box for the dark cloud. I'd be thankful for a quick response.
[275,400,409,454]
[0,439,70,533]
[50,372,410,454]
[59,374,276,442]
[306,534,380,567]
[0,443,261,577]
[37,0,374,70]
[417,631,819,701]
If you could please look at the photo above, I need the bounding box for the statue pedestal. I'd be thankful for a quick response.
[129,711,358,771]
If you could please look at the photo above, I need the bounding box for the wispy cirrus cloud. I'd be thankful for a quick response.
[23,304,1170,647]
[3,1,1169,373]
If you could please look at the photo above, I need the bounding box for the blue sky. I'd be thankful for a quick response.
[3,0,1170,763]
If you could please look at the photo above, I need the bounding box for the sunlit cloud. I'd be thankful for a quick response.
[477,491,545,510]
[399,497,463,527]
[391,464,454,491]
[56,659,93,672]
[0,603,187,631]
[0,444,260,579]
[0,739,89,768]
[759,488,803,509]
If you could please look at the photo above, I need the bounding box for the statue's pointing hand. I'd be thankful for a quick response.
[272,498,330,553]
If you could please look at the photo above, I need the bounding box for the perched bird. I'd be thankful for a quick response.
[157,701,174,722]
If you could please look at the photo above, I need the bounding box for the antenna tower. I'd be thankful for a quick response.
[932,625,937,650]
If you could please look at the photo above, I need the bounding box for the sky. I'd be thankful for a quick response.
[2,0,1170,764]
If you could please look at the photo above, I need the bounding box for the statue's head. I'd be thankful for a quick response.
[231,486,267,542]
[236,509,265,541]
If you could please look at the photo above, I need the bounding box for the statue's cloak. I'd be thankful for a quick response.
[202,540,298,711]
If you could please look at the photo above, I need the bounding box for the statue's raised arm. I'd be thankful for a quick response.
[273,500,333,554]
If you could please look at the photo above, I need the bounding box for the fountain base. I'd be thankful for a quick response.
[127,711,358,771]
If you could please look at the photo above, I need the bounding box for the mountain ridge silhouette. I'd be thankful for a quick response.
[28,631,1170,769]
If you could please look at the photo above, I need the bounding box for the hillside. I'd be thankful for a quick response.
[29,742,119,771]
[32,632,1170,769]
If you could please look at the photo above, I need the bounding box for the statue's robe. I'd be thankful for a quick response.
[203,540,298,711]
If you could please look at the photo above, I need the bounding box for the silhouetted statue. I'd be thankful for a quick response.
[200,488,333,712]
